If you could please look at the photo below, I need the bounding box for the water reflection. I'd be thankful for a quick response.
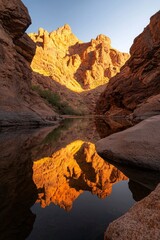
[33,140,127,211]
[0,118,159,240]
[31,118,100,161]
[95,116,132,138]
[110,162,160,201]
[0,129,38,240]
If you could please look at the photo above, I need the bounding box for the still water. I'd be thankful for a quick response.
[0,117,159,240]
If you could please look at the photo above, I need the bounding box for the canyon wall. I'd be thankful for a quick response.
[96,11,160,120]
[0,0,129,122]
[0,0,57,126]
[29,25,129,92]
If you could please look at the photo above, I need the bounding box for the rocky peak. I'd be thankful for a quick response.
[96,34,111,46]
[56,23,72,34]
[29,25,129,91]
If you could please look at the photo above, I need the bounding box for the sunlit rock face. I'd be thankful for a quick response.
[0,0,57,126]
[96,11,160,121]
[29,25,129,91]
[33,140,127,211]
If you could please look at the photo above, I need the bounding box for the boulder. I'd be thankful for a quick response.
[96,115,160,171]
[105,183,160,240]
[0,0,57,126]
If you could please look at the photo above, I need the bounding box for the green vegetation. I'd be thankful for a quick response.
[43,118,75,144]
[32,85,81,115]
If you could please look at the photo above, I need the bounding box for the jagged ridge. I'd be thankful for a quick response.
[29,24,129,92]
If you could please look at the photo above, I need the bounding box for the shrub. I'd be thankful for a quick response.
[32,85,81,115]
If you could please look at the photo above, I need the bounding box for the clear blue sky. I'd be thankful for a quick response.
[22,0,160,53]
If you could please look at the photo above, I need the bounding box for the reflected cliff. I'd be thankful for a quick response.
[95,116,133,138]
[33,140,127,211]
[0,118,159,240]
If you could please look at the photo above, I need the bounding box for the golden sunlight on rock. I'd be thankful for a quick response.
[33,140,127,211]
[29,25,129,92]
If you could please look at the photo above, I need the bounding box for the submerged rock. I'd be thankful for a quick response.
[105,183,160,240]
[96,115,160,171]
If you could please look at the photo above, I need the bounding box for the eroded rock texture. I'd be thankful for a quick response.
[105,184,160,240]
[0,0,57,126]
[96,11,160,120]
[33,140,127,211]
[29,25,129,91]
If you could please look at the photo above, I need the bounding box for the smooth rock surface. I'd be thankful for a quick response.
[96,115,160,171]
[105,183,160,240]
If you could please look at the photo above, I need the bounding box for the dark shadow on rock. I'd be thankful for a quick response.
[128,180,152,201]
[0,129,46,240]
[104,160,160,201]
[72,143,97,184]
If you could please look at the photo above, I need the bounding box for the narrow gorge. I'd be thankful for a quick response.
[0,0,160,240]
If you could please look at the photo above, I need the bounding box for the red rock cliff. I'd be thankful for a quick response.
[96,11,160,120]
[0,0,57,126]
[29,25,129,92]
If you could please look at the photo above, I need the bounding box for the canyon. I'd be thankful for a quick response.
[29,25,129,114]
[0,0,160,240]
[0,0,129,121]
[96,11,160,121]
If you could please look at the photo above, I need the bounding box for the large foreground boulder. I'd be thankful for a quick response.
[105,183,160,240]
[96,115,160,171]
